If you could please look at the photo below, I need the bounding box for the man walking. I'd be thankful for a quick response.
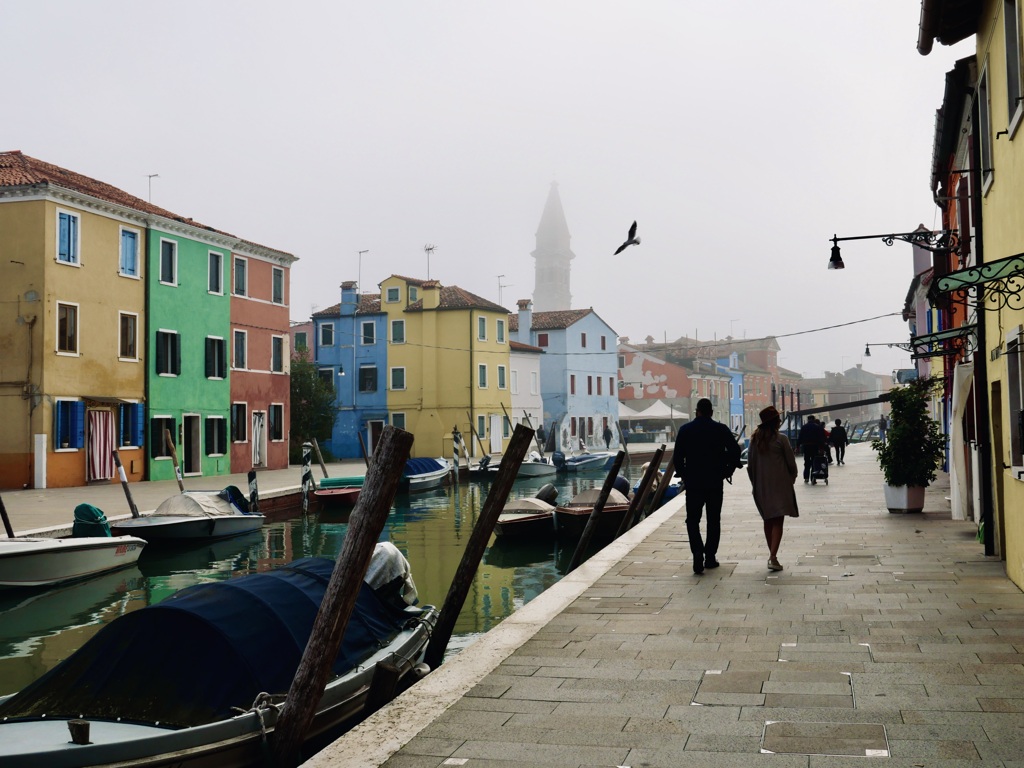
[830,418,848,465]
[673,398,742,575]
[798,416,826,483]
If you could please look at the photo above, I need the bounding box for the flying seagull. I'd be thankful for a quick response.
[613,221,640,255]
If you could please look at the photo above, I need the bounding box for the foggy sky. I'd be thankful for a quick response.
[4,1,973,386]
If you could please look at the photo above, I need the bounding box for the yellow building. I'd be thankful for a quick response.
[379,276,512,459]
[0,152,146,489]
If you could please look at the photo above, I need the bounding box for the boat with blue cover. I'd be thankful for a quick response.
[400,457,452,492]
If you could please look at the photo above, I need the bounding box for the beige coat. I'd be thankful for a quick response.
[746,433,799,520]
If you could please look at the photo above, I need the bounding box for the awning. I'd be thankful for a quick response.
[909,324,976,360]
[934,253,1024,293]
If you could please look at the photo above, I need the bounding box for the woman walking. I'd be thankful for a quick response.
[746,406,799,571]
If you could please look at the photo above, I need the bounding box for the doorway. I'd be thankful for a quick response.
[251,411,267,469]
[489,414,502,453]
[991,382,1006,559]
[183,414,201,476]
[368,420,385,458]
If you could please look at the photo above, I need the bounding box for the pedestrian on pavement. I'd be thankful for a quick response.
[830,418,848,465]
[797,416,826,483]
[672,397,742,575]
[602,424,613,450]
[747,406,799,572]
[878,414,889,446]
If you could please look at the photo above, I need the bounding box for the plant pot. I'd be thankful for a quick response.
[60,441,69,449]
[883,483,926,513]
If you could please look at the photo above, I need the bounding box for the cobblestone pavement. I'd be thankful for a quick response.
[310,443,1024,768]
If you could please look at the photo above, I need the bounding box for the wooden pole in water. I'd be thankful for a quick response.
[647,466,674,514]
[163,428,186,493]
[111,450,140,518]
[311,438,330,478]
[357,432,371,469]
[516,406,546,457]
[424,423,533,670]
[615,421,631,462]
[0,495,15,538]
[301,442,314,515]
[566,450,625,574]
[271,426,414,768]
[615,446,664,538]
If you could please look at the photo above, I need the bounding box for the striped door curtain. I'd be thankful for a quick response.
[88,410,116,481]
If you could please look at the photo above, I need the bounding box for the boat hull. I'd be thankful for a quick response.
[314,487,361,508]
[516,461,557,478]
[552,504,630,541]
[111,514,264,542]
[0,537,146,588]
[562,453,614,473]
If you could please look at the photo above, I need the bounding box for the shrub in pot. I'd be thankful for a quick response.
[872,376,947,513]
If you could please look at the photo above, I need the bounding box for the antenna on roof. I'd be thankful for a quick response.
[424,244,436,280]
[146,173,159,203]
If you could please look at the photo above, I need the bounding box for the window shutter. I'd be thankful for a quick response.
[54,403,64,449]
[150,419,161,458]
[205,338,214,378]
[59,214,70,260]
[72,402,86,448]
[156,334,167,374]
[205,418,215,455]
[133,404,145,447]
[173,333,181,375]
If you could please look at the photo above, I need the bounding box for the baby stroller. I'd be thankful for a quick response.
[810,448,829,485]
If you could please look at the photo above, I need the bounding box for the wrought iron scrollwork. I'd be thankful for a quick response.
[933,252,1024,313]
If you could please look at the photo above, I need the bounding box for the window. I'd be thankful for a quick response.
[608,376,614,395]
[497,365,507,389]
[409,286,418,302]
[54,400,84,449]
[269,404,284,441]
[233,330,247,369]
[503,416,510,438]
[320,323,334,346]
[205,416,227,455]
[570,374,576,395]
[57,211,79,265]
[390,367,406,390]
[294,331,308,350]
[230,404,247,442]
[119,312,138,360]
[511,370,518,394]
[537,333,549,347]
[531,371,538,395]
[392,412,406,431]
[581,332,587,348]
[597,376,602,395]
[478,415,486,437]
[497,319,505,343]
[478,316,487,341]
[150,416,176,458]
[272,267,284,304]
[601,335,607,350]
[361,321,375,345]
[205,337,227,378]
[1007,326,1024,469]
[478,364,487,388]
[391,319,405,344]
[1007,0,1023,135]
[587,376,593,395]
[386,286,400,303]
[979,68,994,191]
[359,366,378,392]
[208,252,223,293]
[57,302,78,354]
[160,240,177,284]
[317,368,335,390]
[618,354,626,368]
[271,336,284,372]
[118,402,145,447]
[233,257,248,296]
[120,228,139,277]
[155,330,181,375]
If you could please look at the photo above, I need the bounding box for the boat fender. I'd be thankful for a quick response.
[412,662,431,679]
[534,483,558,505]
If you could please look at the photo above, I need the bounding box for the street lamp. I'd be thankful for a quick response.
[864,342,915,357]
[828,229,958,270]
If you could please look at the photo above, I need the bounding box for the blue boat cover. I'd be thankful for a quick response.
[0,558,420,728]
[403,458,445,476]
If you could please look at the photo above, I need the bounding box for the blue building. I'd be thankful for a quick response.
[312,282,388,459]
[717,351,746,435]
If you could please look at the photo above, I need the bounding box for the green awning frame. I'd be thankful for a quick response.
[909,324,976,360]
[935,253,1024,293]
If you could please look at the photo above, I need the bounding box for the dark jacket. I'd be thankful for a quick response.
[798,421,826,453]
[830,425,848,446]
[672,416,741,490]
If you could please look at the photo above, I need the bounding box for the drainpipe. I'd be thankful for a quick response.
[469,310,475,458]
[917,0,938,56]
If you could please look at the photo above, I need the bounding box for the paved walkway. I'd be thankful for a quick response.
[309,443,1024,767]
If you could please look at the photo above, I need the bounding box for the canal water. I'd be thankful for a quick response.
[0,470,645,697]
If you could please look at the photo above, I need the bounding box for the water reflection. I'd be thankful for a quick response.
[0,473,624,696]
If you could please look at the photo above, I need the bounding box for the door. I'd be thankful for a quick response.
[251,411,266,469]
[183,414,201,475]
[86,409,116,481]
[489,415,502,453]
[991,382,1006,559]
[368,420,385,458]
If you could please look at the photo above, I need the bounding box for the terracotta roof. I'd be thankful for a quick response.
[311,293,382,318]
[508,308,592,332]
[407,285,507,313]
[385,274,429,287]
[509,340,544,353]
[0,151,293,258]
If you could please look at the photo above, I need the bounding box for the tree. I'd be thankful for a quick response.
[872,376,947,487]
[289,348,341,463]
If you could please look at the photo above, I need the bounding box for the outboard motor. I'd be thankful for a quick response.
[612,475,631,498]
[534,483,559,505]
[551,451,566,470]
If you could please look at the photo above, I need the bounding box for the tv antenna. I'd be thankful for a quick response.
[498,275,512,306]
[424,244,436,279]
[146,173,159,202]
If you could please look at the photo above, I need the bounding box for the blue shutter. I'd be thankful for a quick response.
[58,213,70,261]
[133,403,145,447]
[54,403,64,449]
[72,401,86,449]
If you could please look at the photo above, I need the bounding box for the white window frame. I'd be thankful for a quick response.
[233,256,248,297]
[269,403,285,441]
[361,321,375,345]
[497,365,507,389]
[477,316,487,341]
[56,209,80,266]
[320,322,335,347]
[155,329,180,376]
[119,311,139,361]
[531,371,538,395]
[56,301,80,356]
[233,329,248,370]
[271,335,285,373]
[390,367,406,391]
[478,363,487,389]
[1007,325,1024,475]
[392,412,406,430]
[231,402,248,443]
[385,286,401,303]
[206,415,228,456]
[206,335,227,379]
[119,226,141,278]
[496,319,506,344]
[1006,0,1024,138]
[159,238,177,286]
[391,319,406,344]
[208,251,223,294]
[272,267,284,304]
[511,370,519,394]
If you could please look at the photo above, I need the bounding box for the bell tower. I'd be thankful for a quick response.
[531,182,575,311]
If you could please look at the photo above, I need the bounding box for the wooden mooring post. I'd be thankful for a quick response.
[163,428,186,493]
[311,438,330,478]
[566,450,625,574]
[0,495,15,538]
[247,470,260,514]
[111,450,140,518]
[614,446,665,538]
[271,425,414,768]
[424,423,533,670]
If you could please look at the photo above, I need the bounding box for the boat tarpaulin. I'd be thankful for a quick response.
[403,457,446,476]
[152,487,251,518]
[0,558,419,727]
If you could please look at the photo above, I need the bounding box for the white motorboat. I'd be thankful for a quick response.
[556,451,614,473]
[0,536,146,588]
[401,457,452,492]
[110,486,263,543]
[489,450,557,478]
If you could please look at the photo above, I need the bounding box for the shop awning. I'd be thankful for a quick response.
[909,324,976,360]
[934,253,1024,293]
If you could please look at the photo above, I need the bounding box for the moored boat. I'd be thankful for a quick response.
[552,488,631,541]
[553,451,614,473]
[110,486,264,543]
[401,458,452,492]
[493,484,559,539]
[0,546,438,767]
[0,535,146,588]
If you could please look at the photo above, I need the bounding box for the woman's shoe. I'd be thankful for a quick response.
[768,559,783,571]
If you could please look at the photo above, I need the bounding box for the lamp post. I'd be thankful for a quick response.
[864,342,915,357]
[828,229,958,270]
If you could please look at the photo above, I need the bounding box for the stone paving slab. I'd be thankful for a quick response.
[308,444,1024,767]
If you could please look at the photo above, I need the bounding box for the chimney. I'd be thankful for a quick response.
[517,299,532,339]
[340,281,358,317]
[421,280,441,310]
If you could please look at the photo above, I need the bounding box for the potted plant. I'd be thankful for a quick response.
[872,376,947,513]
